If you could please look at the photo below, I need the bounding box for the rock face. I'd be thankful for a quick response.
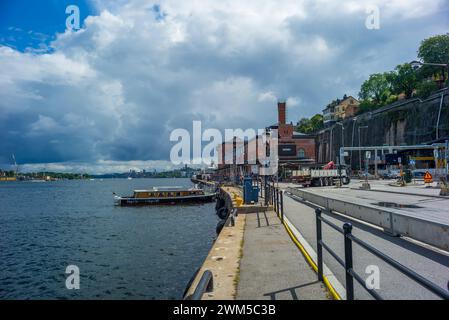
[316,89,449,169]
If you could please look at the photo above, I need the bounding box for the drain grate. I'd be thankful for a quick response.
[373,202,422,209]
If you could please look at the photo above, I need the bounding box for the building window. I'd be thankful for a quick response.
[298,148,305,158]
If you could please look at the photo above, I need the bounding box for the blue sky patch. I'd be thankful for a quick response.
[0,0,96,52]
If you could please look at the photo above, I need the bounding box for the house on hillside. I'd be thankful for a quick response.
[323,95,360,127]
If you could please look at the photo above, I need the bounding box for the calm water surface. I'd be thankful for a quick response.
[0,178,218,299]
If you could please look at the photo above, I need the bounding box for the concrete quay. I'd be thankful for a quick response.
[236,209,329,300]
[186,186,330,300]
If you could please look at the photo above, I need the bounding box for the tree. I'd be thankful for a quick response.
[297,118,312,134]
[296,114,323,134]
[310,114,324,132]
[418,33,449,64]
[416,80,439,99]
[418,33,449,85]
[388,63,419,99]
[358,73,392,107]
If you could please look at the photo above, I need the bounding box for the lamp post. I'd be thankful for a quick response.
[358,126,368,174]
[351,117,357,173]
[410,60,449,89]
[335,122,345,185]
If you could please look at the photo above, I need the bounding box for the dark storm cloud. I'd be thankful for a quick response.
[0,0,448,172]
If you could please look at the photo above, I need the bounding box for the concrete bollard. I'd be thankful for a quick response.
[440,187,449,196]
[360,182,371,190]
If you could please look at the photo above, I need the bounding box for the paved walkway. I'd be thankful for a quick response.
[236,210,330,300]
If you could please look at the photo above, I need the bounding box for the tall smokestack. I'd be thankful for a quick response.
[278,101,286,125]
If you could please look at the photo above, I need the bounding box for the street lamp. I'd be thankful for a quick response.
[358,126,368,174]
[410,60,449,89]
[335,122,344,186]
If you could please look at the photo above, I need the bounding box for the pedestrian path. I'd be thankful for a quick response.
[236,210,330,300]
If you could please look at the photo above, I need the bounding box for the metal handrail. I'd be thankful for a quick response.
[184,270,214,300]
[315,208,449,300]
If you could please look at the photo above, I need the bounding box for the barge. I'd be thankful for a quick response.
[114,186,216,206]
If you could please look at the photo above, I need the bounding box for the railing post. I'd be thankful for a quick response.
[316,208,323,281]
[343,223,354,300]
[274,188,279,215]
[280,190,284,223]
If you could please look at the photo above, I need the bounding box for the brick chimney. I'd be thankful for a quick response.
[278,101,286,125]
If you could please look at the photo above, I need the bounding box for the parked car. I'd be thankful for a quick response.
[380,170,401,179]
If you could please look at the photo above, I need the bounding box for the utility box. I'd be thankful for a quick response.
[403,169,412,183]
[243,177,259,204]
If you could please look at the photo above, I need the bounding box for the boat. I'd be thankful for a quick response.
[114,186,216,206]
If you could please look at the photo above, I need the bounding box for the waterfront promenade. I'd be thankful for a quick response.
[236,209,329,300]
[187,180,449,300]
[185,186,330,300]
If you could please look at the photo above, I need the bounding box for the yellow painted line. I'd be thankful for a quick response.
[281,216,342,301]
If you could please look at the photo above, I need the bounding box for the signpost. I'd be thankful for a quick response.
[424,171,433,184]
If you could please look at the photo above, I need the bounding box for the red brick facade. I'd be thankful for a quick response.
[216,101,316,179]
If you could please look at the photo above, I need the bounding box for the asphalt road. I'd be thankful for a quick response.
[282,193,449,300]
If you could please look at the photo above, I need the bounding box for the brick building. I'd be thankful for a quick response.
[268,101,316,170]
[216,101,316,179]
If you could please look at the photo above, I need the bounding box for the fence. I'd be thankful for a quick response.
[265,184,449,300]
[314,207,449,300]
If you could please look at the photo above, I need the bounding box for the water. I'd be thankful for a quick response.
[0,178,218,299]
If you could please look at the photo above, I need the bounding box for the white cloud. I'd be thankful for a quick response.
[0,0,448,170]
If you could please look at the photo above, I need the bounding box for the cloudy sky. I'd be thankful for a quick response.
[1,0,448,173]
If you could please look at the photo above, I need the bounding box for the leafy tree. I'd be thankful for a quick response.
[416,80,439,99]
[418,33,449,85]
[358,73,392,107]
[297,118,312,133]
[387,63,419,98]
[418,33,449,64]
[310,114,324,131]
[296,114,323,134]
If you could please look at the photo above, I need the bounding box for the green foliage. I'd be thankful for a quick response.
[0,170,16,177]
[353,34,448,116]
[418,33,449,85]
[296,114,323,134]
[418,33,449,64]
[20,172,91,179]
[388,64,419,98]
[415,80,439,99]
[357,99,377,114]
[358,73,392,108]
[385,94,398,105]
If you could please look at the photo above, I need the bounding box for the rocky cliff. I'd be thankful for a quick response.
[316,88,449,169]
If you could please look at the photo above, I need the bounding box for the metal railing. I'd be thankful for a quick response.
[184,270,214,300]
[315,208,449,300]
[263,184,284,222]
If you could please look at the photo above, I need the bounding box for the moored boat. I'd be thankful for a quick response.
[114,186,216,206]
